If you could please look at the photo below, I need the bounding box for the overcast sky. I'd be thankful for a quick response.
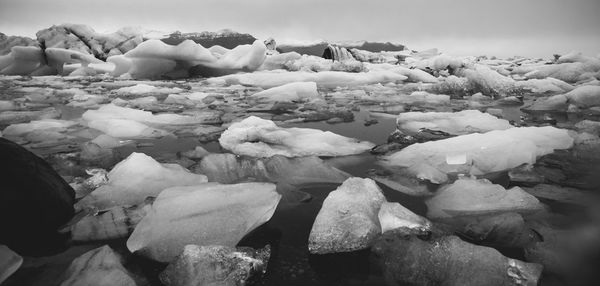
[1,0,599,58]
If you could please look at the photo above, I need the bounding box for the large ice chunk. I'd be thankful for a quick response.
[378,202,431,234]
[383,126,574,183]
[108,39,267,79]
[76,152,207,211]
[126,182,281,262]
[219,116,375,157]
[396,110,513,135]
[308,178,385,254]
[425,178,543,219]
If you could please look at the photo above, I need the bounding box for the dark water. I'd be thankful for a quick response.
[6,101,600,286]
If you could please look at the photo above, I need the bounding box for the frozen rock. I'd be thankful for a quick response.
[378,202,431,234]
[59,245,137,286]
[396,109,512,135]
[126,182,281,262]
[159,245,270,286]
[76,152,207,211]
[425,178,543,219]
[0,138,75,254]
[251,82,319,102]
[71,199,153,241]
[198,153,349,185]
[209,70,407,89]
[372,232,543,286]
[308,178,385,254]
[219,116,374,157]
[0,245,22,284]
[383,126,574,183]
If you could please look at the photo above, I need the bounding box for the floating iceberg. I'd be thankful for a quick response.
[251,82,319,102]
[126,182,281,262]
[383,126,574,183]
[219,116,375,157]
[308,178,385,254]
[396,109,513,135]
[425,178,543,219]
[82,104,221,126]
[76,152,207,211]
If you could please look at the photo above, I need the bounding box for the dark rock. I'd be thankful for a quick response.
[459,212,542,248]
[0,138,75,255]
[372,232,543,286]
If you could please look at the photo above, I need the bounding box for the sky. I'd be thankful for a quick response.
[1,0,599,58]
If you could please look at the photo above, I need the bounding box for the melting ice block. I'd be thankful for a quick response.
[126,182,281,262]
[219,116,375,157]
[308,178,385,254]
[378,202,431,234]
[396,109,513,135]
[384,126,574,183]
[59,245,137,286]
[425,178,543,219]
[76,152,207,211]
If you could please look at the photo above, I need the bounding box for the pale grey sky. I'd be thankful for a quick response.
[1,0,599,57]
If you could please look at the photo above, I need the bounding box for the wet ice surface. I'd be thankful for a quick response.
[1,68,600,286]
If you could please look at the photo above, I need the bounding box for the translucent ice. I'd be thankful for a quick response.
[76,152,207,211]
[384,126,574,183]
[251,82,319,102]
[425,178,543,219]
[126,182,281,262]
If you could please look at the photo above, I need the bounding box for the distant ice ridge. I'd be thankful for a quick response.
[107,39,267,79]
